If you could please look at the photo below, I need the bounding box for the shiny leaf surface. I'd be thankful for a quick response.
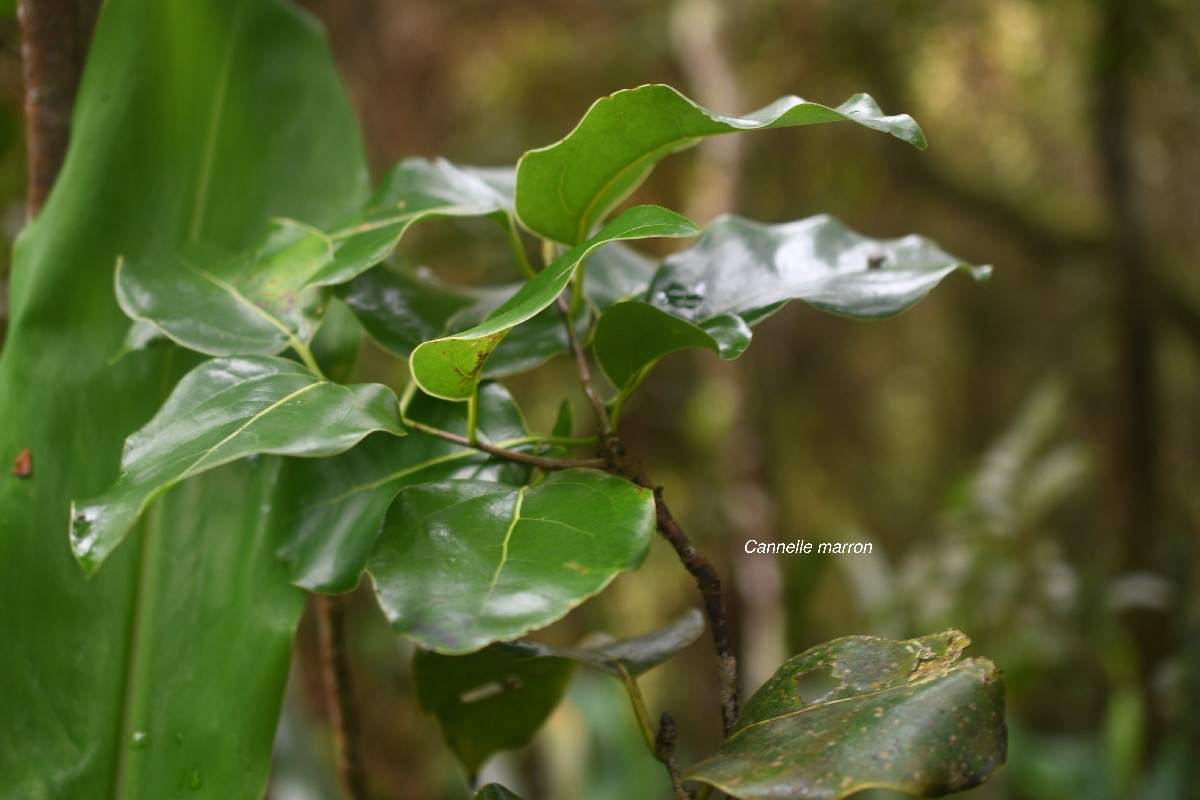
[117,219,334,356]
[341,265,589,379]
[594,301,751,393]
[648,214,991,325]
[499,608,705,678]
[413,646,574,776]
[277,383,531,593]
[71,355,403,576]
[369,469,656,653]
[410,205,697,400]
[118,157,513,359]
[516,85,926,244]
[683,631,1007,799]
[318,157,515,287]
[0,0,367,795]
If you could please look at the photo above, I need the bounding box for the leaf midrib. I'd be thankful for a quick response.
[114,4,245,797]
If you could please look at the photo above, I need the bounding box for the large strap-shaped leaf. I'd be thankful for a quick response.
[683,631,1007,799]
[409,204,697,401]
[648,214,992,325]
[117,158,513,359]
[0,0,368,796]
[71,355,403,575]
[516,85,926,244]
[276,382,531,593]
[369,469,656,653]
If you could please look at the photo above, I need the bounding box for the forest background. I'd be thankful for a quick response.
[0,0,1196,798]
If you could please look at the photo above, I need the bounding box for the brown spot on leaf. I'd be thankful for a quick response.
[12,448,32,478]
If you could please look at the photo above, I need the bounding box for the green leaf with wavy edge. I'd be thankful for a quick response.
[648,214,991,326]
[516,85,926,244]
[369,469,655,654]
[277,382,531,593]
[683,631,1007,799]
[410,204,697,401]
[0,0,367,795]
[318,157,515,287]
[498,608,704,679]
[70,355,403,576]
[117,219,334,357]
[414,645,575,777]
[117,158,513,360]
[594,301,751,393]
[340,265,589,380]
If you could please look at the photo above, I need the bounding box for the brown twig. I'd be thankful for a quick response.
[556,295,614,439]
[656,712,693,800]
[653,489,740,736]
[17,0,86,218]
[403,418,606,471]
[314,594,369,800]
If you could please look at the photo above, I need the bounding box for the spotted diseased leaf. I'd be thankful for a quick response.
[368,469,656,653]
[683,631,1006,799]
[339,265,590,380]
[409,205,697,401]
[516,85,926,244]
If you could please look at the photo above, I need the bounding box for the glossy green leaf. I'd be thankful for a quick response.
[648,214,991,325]
[683,631,1007,799]
[342,265,589,379]
[0,0,367,796]
[369,469,656,653]
[117,158,513,359]
[71,355,403,576]
[516,85,926,244]
[318,157,515,287]
[594,301,751,393]
[582,241,660,309]
[499,608,705,679]
[277,382,531,593]
[410,205,697,400]
[475,784,526,800]
[414,645,574,776]
[117,219,334,357]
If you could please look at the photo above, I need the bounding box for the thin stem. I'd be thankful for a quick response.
[556,295,612,438]
[617,663,658,754]
[466,390,479,445]
[655,712,691,800]
[504,217,537,280]
[295,341,327,381]
[314,594,368,800]
[402,417,605,471]
[654,489,740,736]
[616,664,693,800]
